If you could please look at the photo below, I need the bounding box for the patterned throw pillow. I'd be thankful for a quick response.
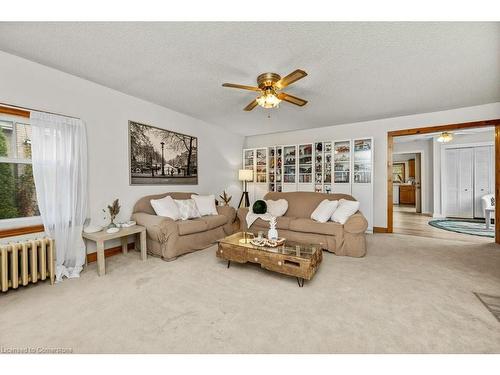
[174,199,201,220]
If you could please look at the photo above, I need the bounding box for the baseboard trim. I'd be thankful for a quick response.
[86,243,135,263]
[373,227,389,233]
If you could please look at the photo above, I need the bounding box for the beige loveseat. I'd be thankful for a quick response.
[131,192,236,261]
[237,192,367,257]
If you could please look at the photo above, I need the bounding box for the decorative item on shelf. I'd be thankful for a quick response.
[83,224,103,234]
[117,220,136,228]
[219,190,232,206]
[268,216,278,240]
[252,200,267,214]
[238,169,253,208]
[106,227,120,234]
[103,198,120,229]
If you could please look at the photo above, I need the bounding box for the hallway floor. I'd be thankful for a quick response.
[393,209,492,244]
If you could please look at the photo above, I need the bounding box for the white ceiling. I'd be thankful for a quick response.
[0,22,498,136]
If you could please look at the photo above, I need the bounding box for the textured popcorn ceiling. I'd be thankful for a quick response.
[0,22,498,136]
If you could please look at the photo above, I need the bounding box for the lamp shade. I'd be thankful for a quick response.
[239,169,254,181]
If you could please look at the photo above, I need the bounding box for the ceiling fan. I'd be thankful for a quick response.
[222,69,308,111]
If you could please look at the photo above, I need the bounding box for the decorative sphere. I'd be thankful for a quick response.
[252,200,267,214]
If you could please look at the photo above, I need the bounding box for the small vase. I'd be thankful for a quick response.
[268,228,278,240]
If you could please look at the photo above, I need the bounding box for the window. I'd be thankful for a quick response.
[0,116,40,220]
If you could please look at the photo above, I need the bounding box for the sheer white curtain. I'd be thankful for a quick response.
[30,111,88,282]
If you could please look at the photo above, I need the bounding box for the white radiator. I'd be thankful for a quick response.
[0,238,55,292]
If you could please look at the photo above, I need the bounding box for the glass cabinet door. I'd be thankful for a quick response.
[283,145,296,183]
[353,138,372,184]
[334,140,351,184]
[244,149,255,182]
[268,147,275,191]
[314,142,323,192]
[298,144,312,183]
[276,146,283,191]
[256,148,267,183]
[324,142,332,193]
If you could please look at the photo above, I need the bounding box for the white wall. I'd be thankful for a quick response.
[0,51,244,250]
[245,103,500,228]
[432,129,494,217]
[393,139,434,214]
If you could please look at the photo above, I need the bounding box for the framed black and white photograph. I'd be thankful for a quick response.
[129,121,198,185]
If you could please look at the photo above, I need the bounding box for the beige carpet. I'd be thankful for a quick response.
[1,234,500,353]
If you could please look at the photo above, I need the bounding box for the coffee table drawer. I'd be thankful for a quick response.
[217,243,247,263]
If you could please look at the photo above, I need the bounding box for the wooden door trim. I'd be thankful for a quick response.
[387,118,500,244]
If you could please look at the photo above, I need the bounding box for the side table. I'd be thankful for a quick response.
[82,225,147,276]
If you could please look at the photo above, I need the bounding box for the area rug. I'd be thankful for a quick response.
[474,292,500,322]
[428,219,494,238]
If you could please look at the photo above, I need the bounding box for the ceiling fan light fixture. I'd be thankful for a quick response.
[437,131,453,143]
[256,89,281,109]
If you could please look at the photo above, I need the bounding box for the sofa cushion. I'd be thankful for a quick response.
[191,194,218,216]
[266,199,288,217]
[150,195,181,220]
[203,215,227,230]
[311,199,339,223]
[331,199,360,224]
[251,216,293,230]
[175,199,201,220]
[177,218,208,235]
[289,218,343,236]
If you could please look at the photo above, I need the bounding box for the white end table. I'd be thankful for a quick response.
[82,225,147,276]
[485,208,495,229]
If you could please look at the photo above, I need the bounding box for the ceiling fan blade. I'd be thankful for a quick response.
[244,100,259,111]
[278,92,308,107]
[275,69,307,89]
[222,83,261,91]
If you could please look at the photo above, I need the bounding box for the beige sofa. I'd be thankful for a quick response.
[131,192,236,261]
[237,192,367,257]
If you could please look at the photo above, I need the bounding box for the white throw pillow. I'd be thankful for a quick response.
[191,194,218,216]
[150,196,181,221]
[331,199,360,224]
[266,199,288,217]
[311,199,339,223]
[174,199,201,220]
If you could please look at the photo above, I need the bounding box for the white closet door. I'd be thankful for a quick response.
[474,146,494,218]
[444,148,474,218]
[458,148,474,218]
[444,149,460,217]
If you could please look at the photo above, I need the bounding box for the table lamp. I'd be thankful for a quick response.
[238,169,253,208]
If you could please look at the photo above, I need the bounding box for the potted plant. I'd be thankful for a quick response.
[103,199,120,228]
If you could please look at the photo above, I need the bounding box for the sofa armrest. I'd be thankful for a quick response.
[343,212,368,234]
[236,207,249,229]
[216,205,236,224]
[131,212,178,243]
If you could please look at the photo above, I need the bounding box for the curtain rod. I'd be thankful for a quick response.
[0,102,80,120]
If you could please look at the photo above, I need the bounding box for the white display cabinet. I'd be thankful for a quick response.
[333,139,352,195]
[282,145,297,192]
[243,148,268,203]
[297,143,314,191]
[314,141,333,193]
[351,137,374,231]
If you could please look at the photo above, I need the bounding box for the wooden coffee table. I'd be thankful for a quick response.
[216,232,323,287]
